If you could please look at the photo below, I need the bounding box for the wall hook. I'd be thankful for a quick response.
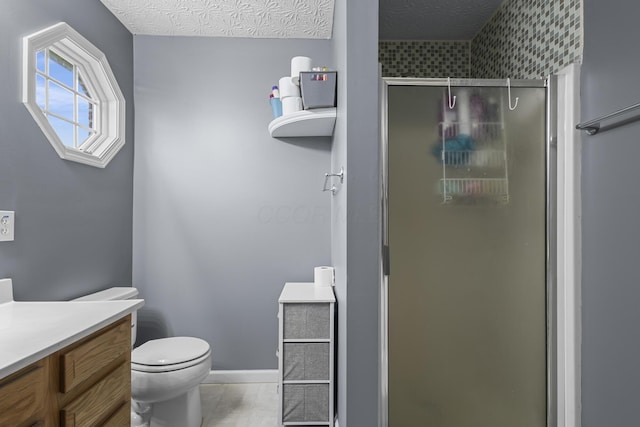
[447,77,457,109]
[323,167,344,195]
[507,78,519,111]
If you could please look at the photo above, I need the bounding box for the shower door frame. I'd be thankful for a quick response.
[379,74,581,427]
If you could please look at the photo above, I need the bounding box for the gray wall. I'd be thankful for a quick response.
[132,36,332,369]
[331,0,349,420]
[580,1,640,425]
[0,0,134,301]
[331,0,380,425]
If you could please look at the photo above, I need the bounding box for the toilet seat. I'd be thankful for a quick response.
[132,337,211,373]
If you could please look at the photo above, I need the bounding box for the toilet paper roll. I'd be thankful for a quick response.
[282,96,302,115]
[278,76,300,99]
[314,266,335,287]
[291,56,312,85]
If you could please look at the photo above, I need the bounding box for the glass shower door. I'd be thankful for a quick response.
[386,83,547,427]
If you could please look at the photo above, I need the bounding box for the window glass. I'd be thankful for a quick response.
[35,47,99,149]
[36,50,45,73]
[36,74,46,110]
[77,97,94,129]
[47,80,74,121]
[78,72,91,98]
[48,115,74,147]
[48,51,74,89]
[77,128,93,146]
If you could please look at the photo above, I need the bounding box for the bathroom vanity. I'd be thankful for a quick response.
[0,281,143,426]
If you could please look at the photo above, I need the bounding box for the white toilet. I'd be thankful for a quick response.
[74,287,211,427]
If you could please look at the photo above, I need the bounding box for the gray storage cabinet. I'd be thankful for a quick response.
[278,282,336,426]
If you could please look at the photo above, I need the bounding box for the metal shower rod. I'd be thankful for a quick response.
[576,102,640,135]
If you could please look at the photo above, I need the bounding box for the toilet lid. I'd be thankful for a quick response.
[132,337,210,366]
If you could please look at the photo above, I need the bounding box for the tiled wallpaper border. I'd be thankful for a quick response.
[471,0,582,79]
[379,0,582,80]
[379,40,470,78]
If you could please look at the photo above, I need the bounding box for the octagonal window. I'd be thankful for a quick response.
[23,23,125,168]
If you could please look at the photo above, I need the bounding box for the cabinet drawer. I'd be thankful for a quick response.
[102,402,130,427]
[283,303,330,339]
[283,343,329,381]
[0,361,48,427]
[282,384,329,422]
[60,362,129,427]
[60,317,130,393]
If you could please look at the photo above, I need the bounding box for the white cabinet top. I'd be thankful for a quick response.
[0,299,143,379]
[279,282,336,303]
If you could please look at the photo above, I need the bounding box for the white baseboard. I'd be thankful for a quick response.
[203,369,278,384]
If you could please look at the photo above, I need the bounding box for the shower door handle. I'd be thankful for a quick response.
[383,245,390,276]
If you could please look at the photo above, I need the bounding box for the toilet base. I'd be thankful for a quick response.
[131,400,151,427]
[145,386,203,427]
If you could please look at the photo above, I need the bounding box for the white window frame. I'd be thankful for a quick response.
[22,22,125,168]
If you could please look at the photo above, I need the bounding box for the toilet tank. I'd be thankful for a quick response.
[73,287,140,346]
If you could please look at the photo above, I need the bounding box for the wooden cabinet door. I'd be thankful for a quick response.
[59,319,129,393]
[60,363,129,427]
[0,360,49,427]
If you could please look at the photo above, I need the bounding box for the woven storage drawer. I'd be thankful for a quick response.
[283,384,329,422]
[283,303,330,339]
[283,343,329,381]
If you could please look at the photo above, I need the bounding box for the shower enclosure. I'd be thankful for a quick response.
[381,78,554,427]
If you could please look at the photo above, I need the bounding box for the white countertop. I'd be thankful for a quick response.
[279,282,336,303]
[0,299,143,379]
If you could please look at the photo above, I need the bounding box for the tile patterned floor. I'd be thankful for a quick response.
[200,383,279,427]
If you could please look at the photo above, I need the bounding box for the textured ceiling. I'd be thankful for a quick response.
[101,0,504,40]
[379,0,505,40]
[100,0,335,38]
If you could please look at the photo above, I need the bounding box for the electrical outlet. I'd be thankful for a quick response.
[0,211,15,242]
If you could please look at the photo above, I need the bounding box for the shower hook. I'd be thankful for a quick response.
[323,167,344,195]
[447,77,456,109]
[507,78,519,111]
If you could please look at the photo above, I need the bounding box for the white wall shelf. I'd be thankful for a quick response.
[268,108,336,137]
